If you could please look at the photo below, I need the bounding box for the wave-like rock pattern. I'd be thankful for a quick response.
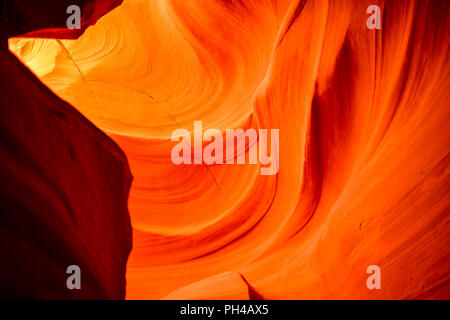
[9,0,450,299]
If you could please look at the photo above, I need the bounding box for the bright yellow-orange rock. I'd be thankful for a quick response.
[9,0,450,299]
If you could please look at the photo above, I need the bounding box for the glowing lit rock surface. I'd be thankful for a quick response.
[7,0,450,299]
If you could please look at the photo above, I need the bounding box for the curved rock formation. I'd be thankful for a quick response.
[7,0,450,299]
[1,0,131,299]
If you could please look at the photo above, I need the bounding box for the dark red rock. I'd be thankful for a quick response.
[1,0,123,39]
[0,0,131,299]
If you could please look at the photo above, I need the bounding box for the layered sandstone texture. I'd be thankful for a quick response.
[6,0,450,299]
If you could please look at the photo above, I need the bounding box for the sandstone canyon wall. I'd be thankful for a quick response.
[2,0,450,299]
